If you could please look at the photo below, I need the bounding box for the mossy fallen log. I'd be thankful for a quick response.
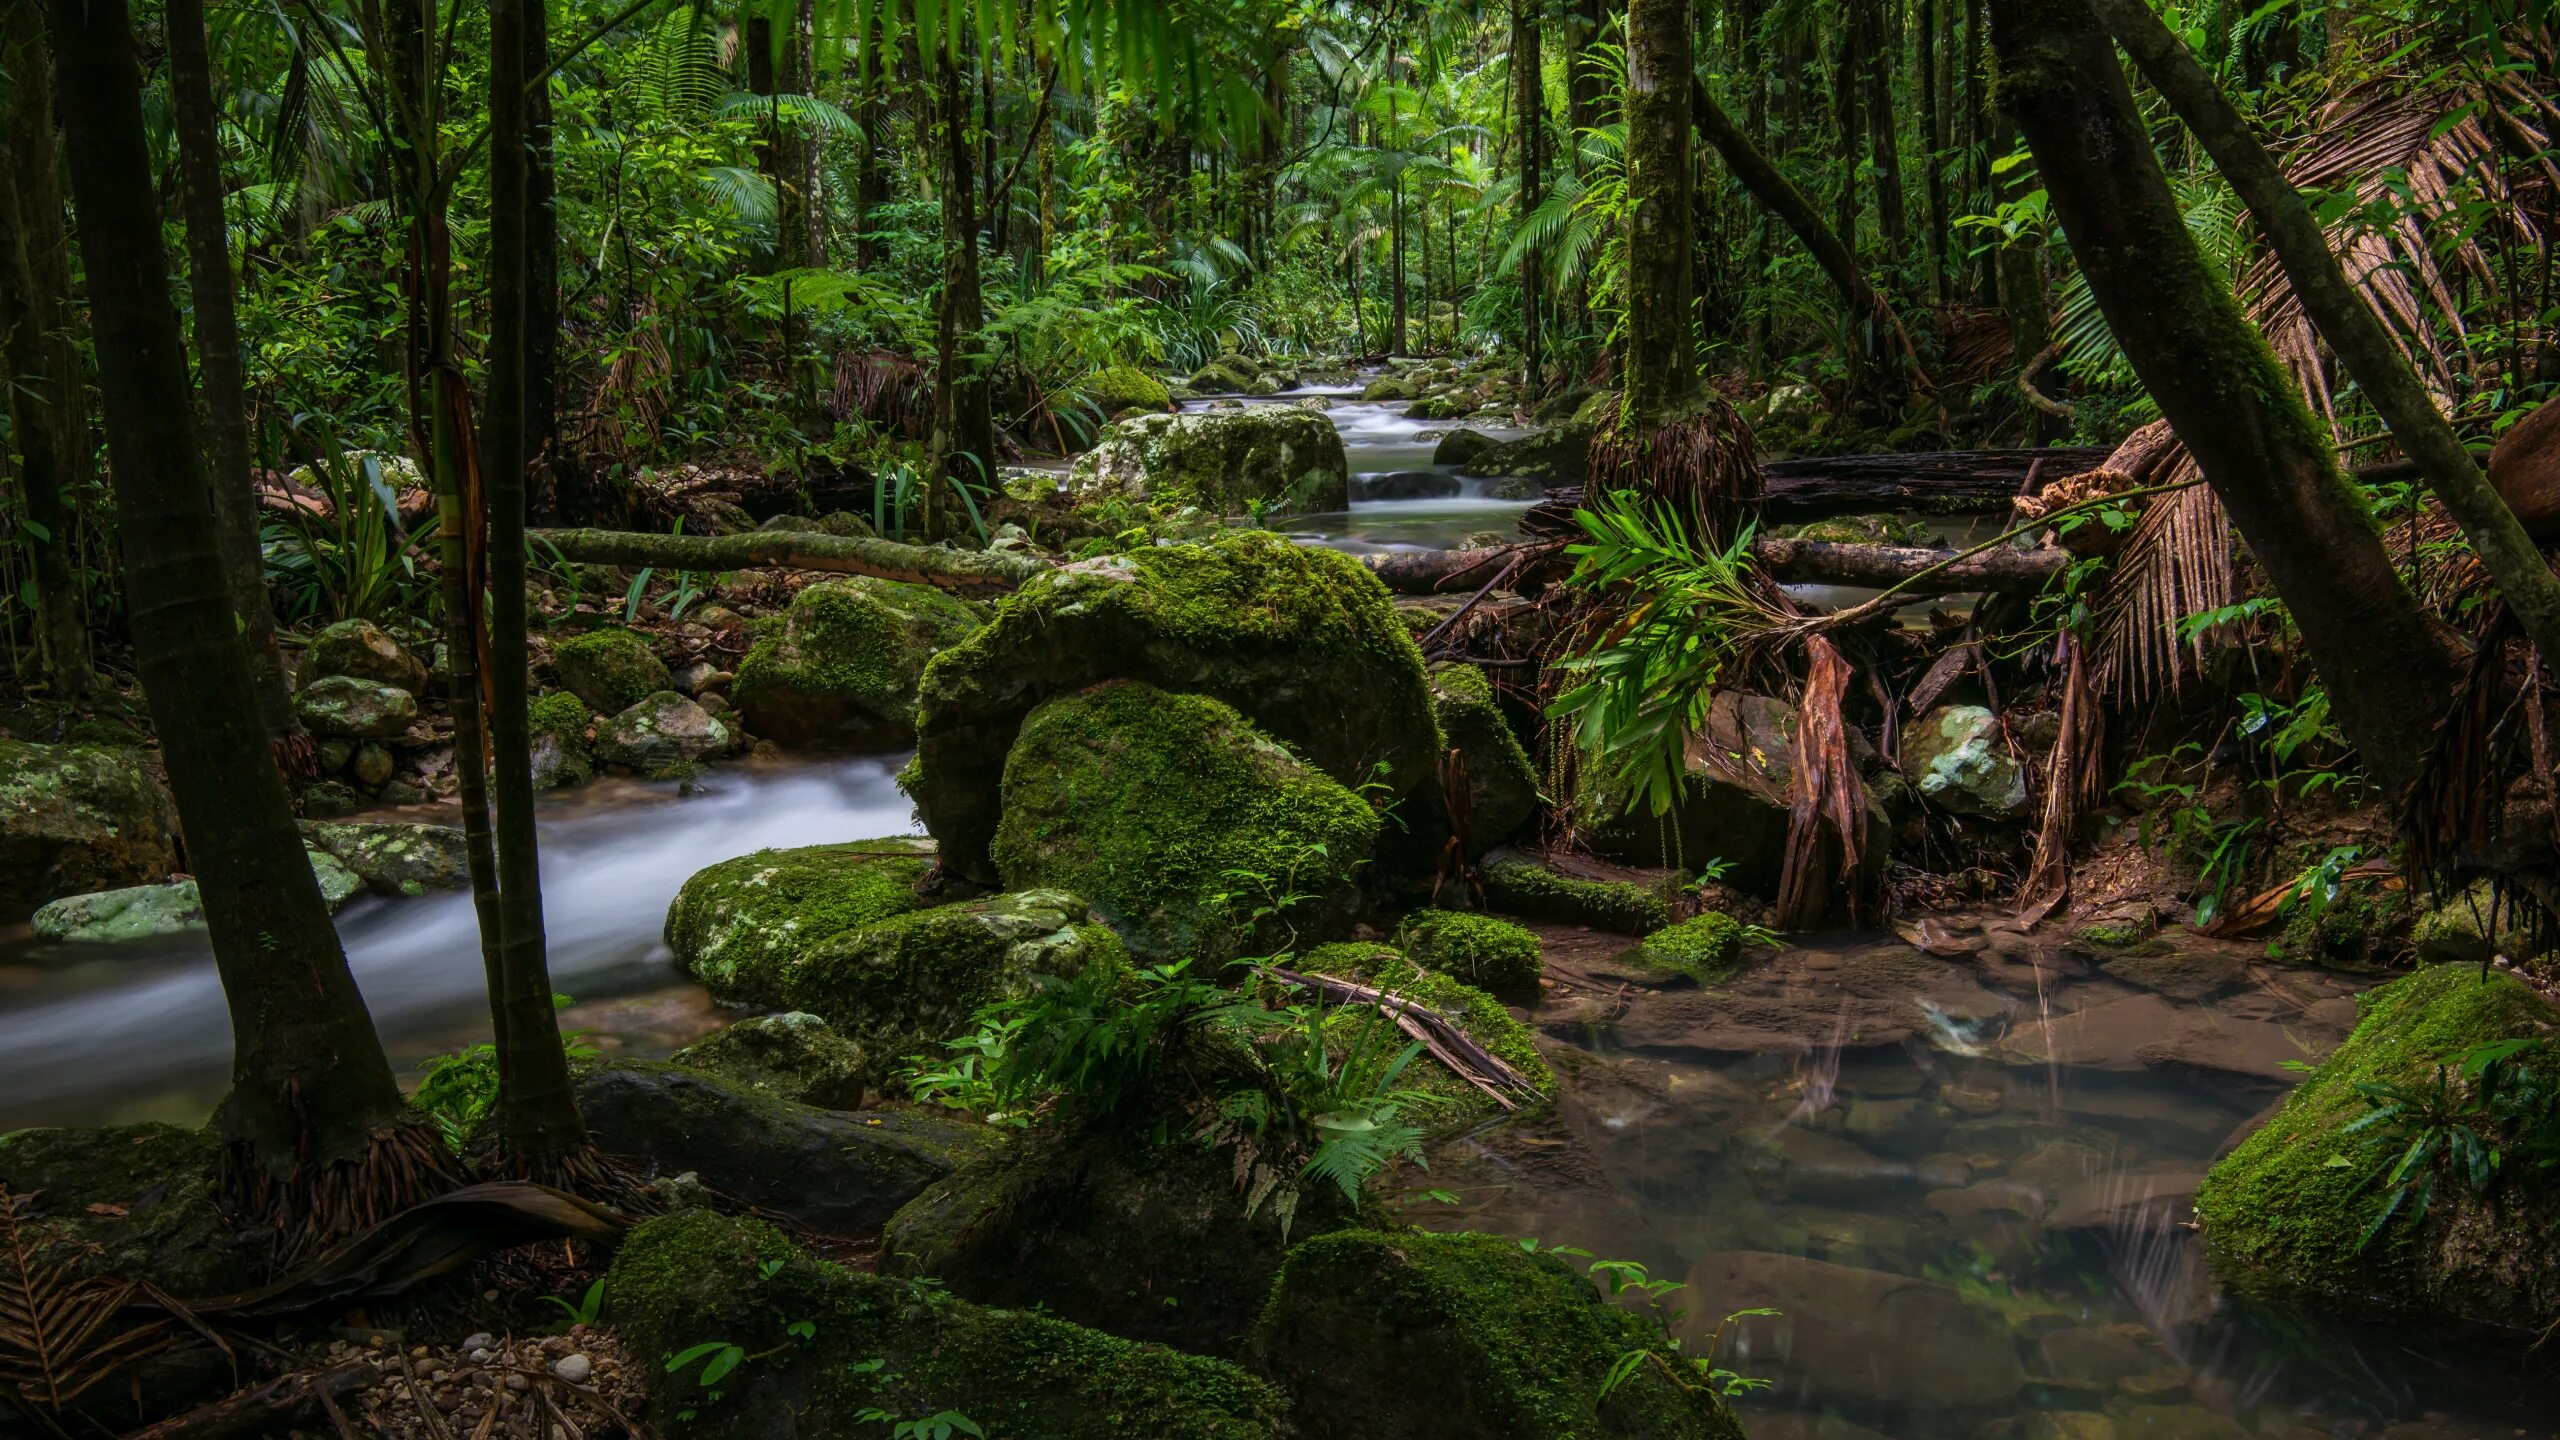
[528,526,1047,596]
[1361,537,2070,597]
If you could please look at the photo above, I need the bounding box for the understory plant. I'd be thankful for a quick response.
[2345,1036,2560,1250]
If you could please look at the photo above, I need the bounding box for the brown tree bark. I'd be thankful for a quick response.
[1860,0,1904,247]
[1622,0,1699,423]
[926,46,993,542]
[1989,0,2459,792]
[1514,0,1545,387]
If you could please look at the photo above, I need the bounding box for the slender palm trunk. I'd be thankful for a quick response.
[927,46,992,542]
[1860,0,1903,248]
[1515,0,1545,387]
[46,0,439,1232]
[1917,0,1948,301]
[0,0,92,698]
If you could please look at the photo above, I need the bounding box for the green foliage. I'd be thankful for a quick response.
[262,437,436,625]
[2343,1037,2560,1250]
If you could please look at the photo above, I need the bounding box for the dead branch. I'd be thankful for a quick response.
[118,1362,378,1440]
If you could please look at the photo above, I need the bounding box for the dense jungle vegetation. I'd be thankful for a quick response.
[2,0,2559,1436]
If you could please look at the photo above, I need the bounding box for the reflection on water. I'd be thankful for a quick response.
[0,757,921,1132]
[1419,924,2559,1438]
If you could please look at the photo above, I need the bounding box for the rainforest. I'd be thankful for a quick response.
[1,0,2556,1436]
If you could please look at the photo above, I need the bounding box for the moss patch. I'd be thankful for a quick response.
[1477,852,1672,935]
[0,740,182,920]
[992,682,1379,961]
[1299,942,1554,1111]
[1428,662,1538,855]
[732,577,987,748]
[1064,408,1349,516]
[553,627,669,715]
[1390,909,1542,994]
[0,1124,252,1295]
[607,1209,1287,1439]
[662,839,936,1006]
[1622,912,1753,985]
[1085,364,1172,414]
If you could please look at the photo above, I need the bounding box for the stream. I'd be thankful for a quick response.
[2,397,2551,1437]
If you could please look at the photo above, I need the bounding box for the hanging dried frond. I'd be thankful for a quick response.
[2018,634,2105,926]
[2090,442,2234,701]
[0,1188,175,1414]
[830,347,934,440]
[1774,636,1872,930]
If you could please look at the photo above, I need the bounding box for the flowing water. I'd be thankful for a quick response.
[1178,393,1544,554]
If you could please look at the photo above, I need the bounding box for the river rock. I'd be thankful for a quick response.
[294,617,427,694]
[991,681,1377,961]
[0,741,181,920]
[1905,705,2030,820]
[575,1060,988,1235]
[1683,1251,2025,1411]
[1456,417,1591,487]
[293,674,418,739]
[907,532,1443,888]
[0,1123,254,1295]
[731,576,986,748]
[1477,848,1674,933]
[1064,406,1350,515]
[1592,940,2010,1058]
[1428,661,1537,854]
[607,1209,1288,1440]
[669,1011,867,1110]
[551,626,670,715]
[596,691,733,773]
[1433,428,1496,466]
[1187,353,1275,395]
[782,889,1124,1075]
[1084,362,1173,415]
[299,820,470,895]
[1360,372,1422,402]
[31,844,363,943]
[1359,469,1461,501]
[663,837,937,1007]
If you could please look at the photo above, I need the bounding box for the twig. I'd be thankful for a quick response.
[1266,966,1539,1104]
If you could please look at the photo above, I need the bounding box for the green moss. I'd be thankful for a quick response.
[1086,364,1172,414]
[529,690,590,739]
[0,1124,253,1295]
[1390,909,1542,994]
[1629,912,1750,985]
[0,739,182,918]
[554,627,669,715]
[2276,883,2410,970]
[2069,919,2158,951]
[608,1209,1287,1439]
[992,682,1379,961]
[1253,1229,1747,1439]
[732,578,987,748]
[2194,964,2558,1310]
[1064,409,1348,516]
[1476,853,1672,935]
[1427,662,1538,854]
[1299,942,1554,1108]
[662,839,937,1005]
[668,1012,869,1109]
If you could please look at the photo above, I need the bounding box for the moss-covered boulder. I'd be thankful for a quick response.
[528,691,594,790]
[1254,1229,1748,1439]
[1476,850,1673,934]
[0,1124,253,1295]
[992,682,1378,960]
[1086,363,1173,415]
[293,674,418,739]
[1298,942,1554,1115]
[597,691,734,774]
[299,820,469,895]
[1455,418,1592,487]
[1429,662,1538,855]
[294,617,427,695]
[1064,408,1350,516]
[1390,909,1542,994]
[2193,964,2560,1331]
[553,626,670,715]
[669,1011,868,1110]
[576,1059,993,1234]
[1623,912,1754,985]
[1361,373,1422,402]
[608,1209,1287,1439]
[1188,355,1275,396]
[909,533,1442,887]
[32,847,363,941]
[663,838,937,1006]
[731,577,987,748]
[782,890,1126,1078]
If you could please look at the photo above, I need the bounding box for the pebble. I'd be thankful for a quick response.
[461,1332,495,1352]
[503,1372,530,1392]
[552,1354,594,1384]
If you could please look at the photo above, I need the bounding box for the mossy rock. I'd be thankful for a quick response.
[2275,881,2412,970]
[528,691,595,790]
[33,844,363,941]
[1187,357,1274,396]
[299,820,470,895]
[1253,1228,1748,1439]
[1298,942,1555,1117]
[663,838,938,1007]
[1477,850,1673,935]
[1390,909,1542,994]
[293,674,418,740]
[597,691,734,773]
[1085,363,1173,415]
[294,617,426,695]
[909,533,1442,888]
[1623,912,1753,985]
[669,1012,868,1109]
[553,626,670,715]
[1455,419,1592,486]
[1361,373,1422,402]
[2409,881,2536,965]
[1428,662,1538,855]
[992,682,1378,961]
[0,1124,253,1296]
[607,1209,1288,1439]
[781,890,1126,1080]
[1064,408,1349,517]
[1404,392,1473,421]
[732,577,988,748]
[2192,964,2560,1331]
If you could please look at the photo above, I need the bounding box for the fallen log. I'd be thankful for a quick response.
[119,1361,377,1440]
[528,526,1047,596]
[1759,447,2113,518]
[1362,537,2069,597]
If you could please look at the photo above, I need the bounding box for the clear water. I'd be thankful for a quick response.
[1179,393,1542,555]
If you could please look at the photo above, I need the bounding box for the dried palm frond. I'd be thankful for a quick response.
[1775,636,1872,930]
[2092,472,2233,701]
[575,315,673,470]
[2018,634,2106,926]
[1584,398,1763,549]
[830,347,934,440]
[0,1188,175,1415]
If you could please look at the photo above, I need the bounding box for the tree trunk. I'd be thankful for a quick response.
[1989,0,2459,793]
[797,0,824,269]
[1693,79,1885,368]
[1831,19,1862,256]
[1515,0,1545,388]
[1917,0,1949,301]
[45,0,422,1206]
[485,0,586,1172]
[0,0,92,698]
[167,0,296,750]
[1990,118,2059,442]
[1622,0,1699,424]
[2090,0,2560,686]
[927,47,992,542]
[1860,0,1903,248]
[524,0,564,523]
[855,89,886,270]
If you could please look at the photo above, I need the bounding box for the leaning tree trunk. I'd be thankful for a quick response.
[2089,0,2560,679]
[167,0,298,755]
[1693,78,1887,377]
[1989,0,2459,793]
[0,0,92,698]
[44,0,444,1239]
[926,46,993,543]
[485,0,586,1173]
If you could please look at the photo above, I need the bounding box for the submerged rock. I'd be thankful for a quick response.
[299,820,470,895]
[1256,1228,1748,1439]
[575,1059,989,1233]
[1358,469,1461,501]
[551,626,669,715]
[1428,662,1538,855]
[294,617,427,695]
[2193,964,2560,1332]
[668,1011,868,1110]
[991,681,1378,961]
[1683,1250,2025,1411]
[908,533,1442,887]
[1455,418,1592,488]
[0,1123,252,1295]
[1905,705,2030,820]
[1622,911,1754,985]
[1477,849,1673,934]
[664,838,937,1007]
[731,577,986,747]
[1065,407,1349,516]
[596,691,733,773]
[294,674,417,739]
